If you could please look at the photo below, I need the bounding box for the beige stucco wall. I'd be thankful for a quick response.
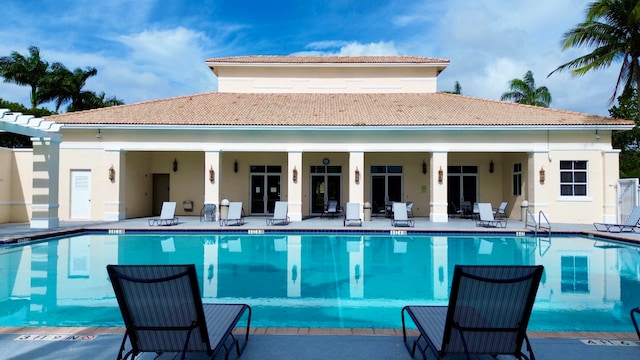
[216,66,440,94]
[0,148,32,224]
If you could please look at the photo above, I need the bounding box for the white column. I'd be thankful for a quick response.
[204,151,221,218]
[288,151,303,221]
[429,151,448,222]
[528,151,550,217]
[349,151,365,218]
[104,150,126,221]
[30,137,60,229]
[601,150,620,223]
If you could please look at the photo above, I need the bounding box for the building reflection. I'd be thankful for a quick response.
[1,233,640,329]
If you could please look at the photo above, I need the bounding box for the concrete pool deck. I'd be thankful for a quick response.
[1,215,640,359]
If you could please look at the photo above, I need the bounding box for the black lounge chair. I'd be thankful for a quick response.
[632,307,640,340]
[107,264,251,360]
[402,265,543,360]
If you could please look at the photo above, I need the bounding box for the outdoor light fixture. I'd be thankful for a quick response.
[292,166,298,183]
[489,160,494,174]
[355,167,360,184]
[96,129,101,139]
[234,160,238,173]
[108,165,115,182]
[422,161,427,175]
[438,166,444,183]
[209,165,215,183]
[539,166,546,183]
[173,159,178,172]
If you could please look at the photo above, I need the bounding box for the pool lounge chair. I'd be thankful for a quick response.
[221,201,245,226]
[401,265,543,360]
[632,308,640,340]
[406,201,414,218]
[148,201,179,226]
[321,200,339,219]
[107,264,252,360]
[200,203,216,222]
[475,202,507,228]
[344,202,362,227]
[392,202,415,227]
[266,201,290,225]
[494,201,508,219]
[593,206,640,233]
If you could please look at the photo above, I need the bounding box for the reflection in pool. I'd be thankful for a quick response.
[0,232,638,332]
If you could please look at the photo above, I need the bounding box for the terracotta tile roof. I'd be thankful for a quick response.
[205,55,450,64]
[47,92,633,127]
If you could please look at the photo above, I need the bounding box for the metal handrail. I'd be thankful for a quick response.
[525,209,551,237]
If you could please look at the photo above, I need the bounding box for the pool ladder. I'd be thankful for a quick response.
[525,209,551,256]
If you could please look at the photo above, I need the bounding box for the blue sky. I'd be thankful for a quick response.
[0,0,620,116]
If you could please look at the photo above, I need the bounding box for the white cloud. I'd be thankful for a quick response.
[293,41,399,56]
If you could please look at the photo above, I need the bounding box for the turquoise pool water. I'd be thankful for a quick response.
[0,231,639,332]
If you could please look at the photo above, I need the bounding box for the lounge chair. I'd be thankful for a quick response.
[494,201,508,219]
[321,200,339,219]
[221,201,245,226]
[266,201,290,225]
[406,201,415,218]
[148,201,179,226]
[200,203,216,222]
[632,307,640,340]
[475,202,507,228]
[344,202,362,227]
[593,206,640,233]
[107,264,252,360]
[401,265,543,360]
[392,202,415,227]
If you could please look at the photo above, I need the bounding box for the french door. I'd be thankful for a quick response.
[370,165,403,210]
[250,165,281,214]
[310,165,342,215]
[447,165,478,214]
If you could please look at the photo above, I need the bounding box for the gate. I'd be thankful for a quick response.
[617,178,639,223]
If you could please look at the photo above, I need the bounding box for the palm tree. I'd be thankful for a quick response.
[40,64,98,112]
[0,46,49,109]
[444,81,462,94]
[500,70,552,107]
[548,0,640,108]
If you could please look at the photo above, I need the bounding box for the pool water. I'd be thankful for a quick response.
[0,232,639,332]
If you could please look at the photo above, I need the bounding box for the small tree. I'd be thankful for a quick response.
[500,70,551,107]
[609,90,640,178]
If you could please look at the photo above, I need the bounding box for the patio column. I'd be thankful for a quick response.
[349,151,365,219]
[30,136,60,229]
[429,151,448,222]
[288,151,303,221]
[601,149,620,224]
[527,151,550,217]
[104,150,126,221]
[204,151,220,217]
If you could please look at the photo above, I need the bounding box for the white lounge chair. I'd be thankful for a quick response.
[344,202,362,227]
[475,202,507,228]
[221,201,245,226]
[594,206,640,233]
[266,201,290,225]
[148,201,178,226]
[493,201,508,219]
[322,200,339,219]
[392,202,415,227]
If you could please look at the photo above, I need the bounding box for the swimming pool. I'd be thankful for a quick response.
[0,231,639,332]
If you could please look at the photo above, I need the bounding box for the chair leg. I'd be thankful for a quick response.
[632,308,640,340]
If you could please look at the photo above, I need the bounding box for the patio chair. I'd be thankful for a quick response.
[401,265,543,360]
[200,203,216,222]
[392,202,415,227]
[106,264,252,360]
[593,206,640,233]
[450,201,465,218]
[475,203,507,228]
[406,201,415,218]
[494,201,508,219]
[321,200,339,219]
[632,307,640,340]
[266,201,290,225]
[221,201,245,226]
[148,202,179,226]
[344,202,362,227]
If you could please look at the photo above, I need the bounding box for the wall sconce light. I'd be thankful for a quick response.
[173,159,178,172]
[595,130,600,140]
[108,165,115,182]
[96,129,102,139]
[438,166,444,183]
[422,161,427,175]
[209,165,215,183]
[234,160,238,173]
[539,166,546,184]
[355,166,360,184]
[293,166,298,183]
[489,160,494,174]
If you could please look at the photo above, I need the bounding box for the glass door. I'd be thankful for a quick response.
[370,165,403,212]
[447,165,478,214]
[310,165,342,215]
[250,165,282,215]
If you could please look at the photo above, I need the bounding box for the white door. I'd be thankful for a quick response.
[71,170,91,219]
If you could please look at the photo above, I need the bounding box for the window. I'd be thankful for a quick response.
[512,163,522,196]
[560,161,587,196]
[560,256,589,293]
